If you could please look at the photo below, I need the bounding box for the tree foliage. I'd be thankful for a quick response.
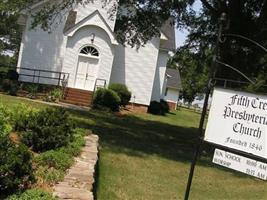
[1,0,266,93]
[168,0,267,100]
[0,13,20,53]
[0,0,33,62]
[0,0,195,47]
[168,47,211,104]
[191,1,266,89]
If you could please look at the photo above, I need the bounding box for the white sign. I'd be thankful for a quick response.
[204,88,267,159]
[213,149,267,180]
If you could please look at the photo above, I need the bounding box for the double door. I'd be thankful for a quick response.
[75,56,99,91]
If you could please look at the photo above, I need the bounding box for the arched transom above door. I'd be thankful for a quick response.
[79,46,99,58]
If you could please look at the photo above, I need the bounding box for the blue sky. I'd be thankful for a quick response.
[175,0,202,48]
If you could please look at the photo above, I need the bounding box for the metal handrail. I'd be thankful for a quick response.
[90,78,107,105]
[94,78,107,91]
[214,77,267,87]
[17,67,70,87]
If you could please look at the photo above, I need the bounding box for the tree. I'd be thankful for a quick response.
[0,1,40,69]
[1,0,266,91]
[0,0,194,54]
[184,0,267,91]
[0,13,21,57]
[24,0,195,47]
[168,47,211,104]
[0,0,32,65]
[169,0,267,98]
[0,14,21,68]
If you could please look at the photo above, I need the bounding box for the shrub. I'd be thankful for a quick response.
[160,99,170,113]
[102,89,121,111]
[148,100,170,115]
[9,84,19,96]
[43,88,63,102]
[22,107,75,152]
[0,136,35,195]
[7,70,19,80]
[92,87,105,106]
[148,101,162,115]
[61,129,86,157]
[0,104,12,137]
[21,83,56,93]
[35,83,52,93]
[0,103,37,134]
[0,114,11,137]
[93,88,121,111]
[109,83,131,107]
[5,189,57,200]
[9,104,36,132]
[1,79,11,91]
[35,150,73,171]
[1,79,19,96]
[24,84,38,99]
[34,166,64,186]
[34,129,86,185]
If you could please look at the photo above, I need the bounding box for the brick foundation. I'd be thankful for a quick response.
[126,103,148,113]
[167,101,177,111]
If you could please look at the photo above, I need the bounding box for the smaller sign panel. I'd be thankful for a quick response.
[204,88,267,159]
[213,149,267,180]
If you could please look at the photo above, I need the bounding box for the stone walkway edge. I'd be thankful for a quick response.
[53,134,99,200]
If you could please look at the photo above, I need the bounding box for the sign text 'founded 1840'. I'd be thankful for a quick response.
[204,88,267,159]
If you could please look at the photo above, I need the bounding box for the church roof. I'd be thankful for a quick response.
[30,2,175,51]
[64,10,77,33]
[166,68,181,90]
[64,10,118,45]
[160,19,176,51]
[63,11,176,50]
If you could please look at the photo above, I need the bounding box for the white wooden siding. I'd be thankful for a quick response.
[66,10,117,45]
[165,88,179,103]
[18,6,115,87]
[18,10,68,85]
[17,1,168,106]
[151,50,169,101]
[63,25,114,89]
[110,38,160,106]
[75,0,117,31]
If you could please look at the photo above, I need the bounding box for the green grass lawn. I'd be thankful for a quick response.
[1,94,266,200]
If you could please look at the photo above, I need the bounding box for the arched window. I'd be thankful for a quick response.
[79,46,99,57]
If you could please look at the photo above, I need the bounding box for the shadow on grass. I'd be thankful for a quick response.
[70,108,253,180]
[53,106,267,185]
[70,109,201,163]
[70,109,253,180]
[168,112,177,115]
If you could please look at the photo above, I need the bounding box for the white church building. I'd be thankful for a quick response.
[17,0,176,110]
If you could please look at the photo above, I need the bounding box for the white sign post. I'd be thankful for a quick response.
[204,88,267,159]
[213,149,267,180]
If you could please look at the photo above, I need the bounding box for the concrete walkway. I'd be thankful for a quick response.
[53,135,99,200]
[5,94,91,111]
